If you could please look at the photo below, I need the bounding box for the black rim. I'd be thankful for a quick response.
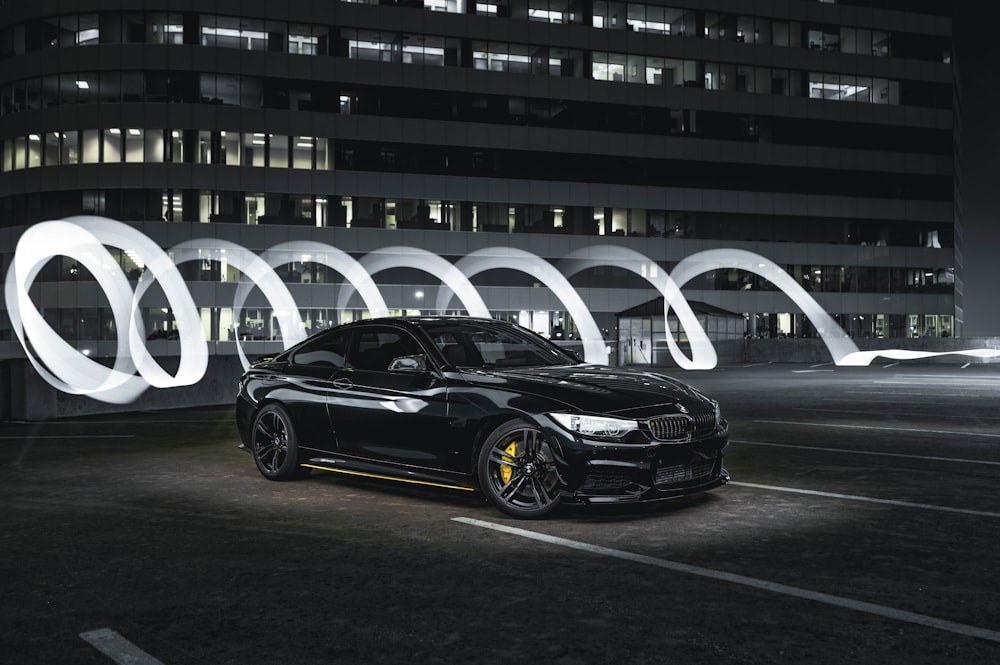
[485,427,560,513]
[253,410,288,474]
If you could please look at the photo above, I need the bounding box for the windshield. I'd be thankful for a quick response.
[423,321,578,369]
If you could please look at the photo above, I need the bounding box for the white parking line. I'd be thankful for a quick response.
[0,435,136,439]
[754,419,1000,438]
[80,628,165,665]
[882,373,1000,381]
[875,376,1000,387]
[730,481,1000,519]
[453,517,1000,644]
[733,439,1000,467]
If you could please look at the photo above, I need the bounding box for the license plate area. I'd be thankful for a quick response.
[654,458,714,487]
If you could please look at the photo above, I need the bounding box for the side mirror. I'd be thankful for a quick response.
[388,354,428,373]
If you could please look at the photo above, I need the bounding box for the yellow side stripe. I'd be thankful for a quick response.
[301,464,476,492]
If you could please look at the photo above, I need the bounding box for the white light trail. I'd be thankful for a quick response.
[341,245,489,317]
[669,248,861,366]
[5,216,999,403]
[562,246,716,369]
[444,247,609,364]
[167,239,308,369]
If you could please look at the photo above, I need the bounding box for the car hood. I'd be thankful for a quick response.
[459,364,714,417]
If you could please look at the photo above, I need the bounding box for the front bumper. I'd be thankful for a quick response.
[543,419,730,505]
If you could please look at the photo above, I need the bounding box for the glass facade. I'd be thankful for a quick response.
[0,0,957,373]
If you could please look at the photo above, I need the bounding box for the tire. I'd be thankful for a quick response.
[477,419,562,519]
[251,403,310,480]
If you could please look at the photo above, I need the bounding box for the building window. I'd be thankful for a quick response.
[168,130,183,163]
[81,130,99,163]
[401,35,452,66]
[201,16,269,50]
[102,129,122,163]
[626,4,671,34]
[245,133,266,167]
[143,129,163,163]
[161,189,183,221]
[591,51,626,82]
[475,2,500,16]
[149,13,183,44]
[77,14,100,45]
[42,132,59,165]
[346,30,396,62]
[472,42,531,73]
[269,135,289,168]
[424,0,465,12]
[528,0,570,24]
[27,134,42,168]
[289,24,326,55]
[220,131,240,165]
[809,73,895,104]
[292,136,314,169]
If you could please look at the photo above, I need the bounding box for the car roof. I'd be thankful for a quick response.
[339,315,506,329]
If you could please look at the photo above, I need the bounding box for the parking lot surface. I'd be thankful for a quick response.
[2,362,999,664]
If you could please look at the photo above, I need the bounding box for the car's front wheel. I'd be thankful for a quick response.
[478,419,562,519]
[251,403,310,480]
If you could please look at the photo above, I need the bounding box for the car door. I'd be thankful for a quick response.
[328,325,459,470]
[278,328,351,454]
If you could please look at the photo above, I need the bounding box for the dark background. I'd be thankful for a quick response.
[953,4,1000,336]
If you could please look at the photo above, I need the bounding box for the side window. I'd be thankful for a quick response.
[290,330,348,368]
[430,330,475,367]
[348,328,423,371]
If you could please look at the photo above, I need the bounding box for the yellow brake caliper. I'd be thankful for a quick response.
[500,441,518,484]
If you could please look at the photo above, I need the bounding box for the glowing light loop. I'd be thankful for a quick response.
[167,239,308,370]
[668,249,861,367]
[72,218,209,390]
[442,247,609,365]
[6,216,1000,404]
[562,247,717,370]
[337,246,489,317]
[5,220,146,402]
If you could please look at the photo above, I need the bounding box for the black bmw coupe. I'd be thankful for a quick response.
[236,316,729,518]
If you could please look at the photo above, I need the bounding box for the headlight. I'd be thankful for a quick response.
[550,413,638,439]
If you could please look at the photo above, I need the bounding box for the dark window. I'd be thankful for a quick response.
[348,328,423,371]
[291,330,348,368]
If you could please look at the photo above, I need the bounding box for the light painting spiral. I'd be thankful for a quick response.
[5,215,1000,403]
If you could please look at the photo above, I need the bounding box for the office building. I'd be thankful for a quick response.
[0,0,957,411]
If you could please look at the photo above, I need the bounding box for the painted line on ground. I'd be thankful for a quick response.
[790,405,1000,420]
[732,439,1000,467]
[3,418,230,425]
[882,373,1000,381]
[0,434,136,439]
[730,481,1000,519]
[754,419,1000,438]
[452,517,1000,644]
[80,628,165,665]
[875,377,1000,387]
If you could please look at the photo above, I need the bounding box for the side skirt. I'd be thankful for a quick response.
[303,455,477,493]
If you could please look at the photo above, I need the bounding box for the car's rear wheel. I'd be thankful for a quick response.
[251,404,310,480]
[478,419,561,519]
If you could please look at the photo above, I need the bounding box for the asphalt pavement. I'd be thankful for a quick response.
[2,362,999,664]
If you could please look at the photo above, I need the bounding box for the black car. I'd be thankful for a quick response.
[236,316,729,518]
